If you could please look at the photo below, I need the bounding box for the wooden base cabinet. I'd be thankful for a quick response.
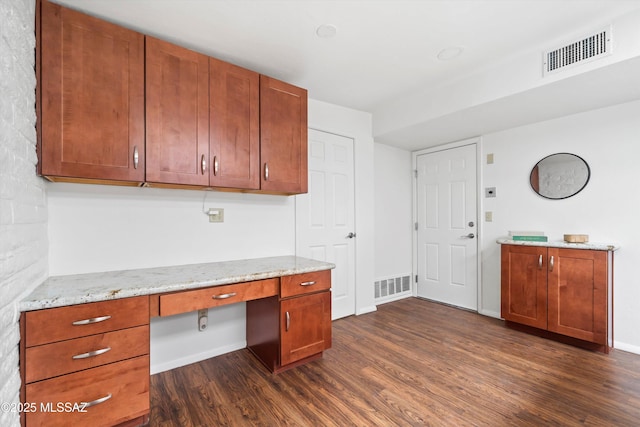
[501,244,612,352]
[247,270,332,372]
[20,297,150,427]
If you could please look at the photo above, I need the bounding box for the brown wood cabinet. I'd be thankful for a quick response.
[37,1,308,194]
[210,58,261,190]
[259,76,308,195]
[501,244,612,352]
[37,0,145,184]
[145,37,210,186]
[21,296,150,427]
[247,270,332,372]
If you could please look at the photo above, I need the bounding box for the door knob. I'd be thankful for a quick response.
[460,233,475,239]
[346,232,356,239]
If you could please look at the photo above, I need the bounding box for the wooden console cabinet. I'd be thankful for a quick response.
[501,244,613,352]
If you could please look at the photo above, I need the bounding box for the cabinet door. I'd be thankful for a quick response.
[547,248,608,344]
[281,291,331,366]
[146,36,209,186]
[501,245,548,329]
[260,75,308,194]
[39,1,144,182]
[210,58,260,189]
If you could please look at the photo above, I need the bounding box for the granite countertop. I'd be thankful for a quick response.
[496,238,619,251]
[21,256,335,312]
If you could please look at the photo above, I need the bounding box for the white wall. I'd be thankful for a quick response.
[480,99,640,353]
[0,0,48,425]
[373,143,413,297]
[47,98,375,373]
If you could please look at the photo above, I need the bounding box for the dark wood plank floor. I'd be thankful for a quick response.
[150,298,640,426]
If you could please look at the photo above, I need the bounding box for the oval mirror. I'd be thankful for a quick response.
[530,153,590,199]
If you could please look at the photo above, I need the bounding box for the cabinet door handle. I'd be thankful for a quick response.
[213,156,219,176]
[72,347,111,360]
[264,163,269,181]
[212,292,237,300]
[133,146,139,169]
[72,315,111,326]
[285,311,290,331]
[538,254,543,269]
[201,155,207,174]
[549,255,555,272]
[300,281,316,287]
[82,393,112,409]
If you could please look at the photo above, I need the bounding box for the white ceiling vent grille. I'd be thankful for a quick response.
[543,27,612,76]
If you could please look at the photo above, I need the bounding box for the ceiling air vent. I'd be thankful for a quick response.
[543,27,612,76]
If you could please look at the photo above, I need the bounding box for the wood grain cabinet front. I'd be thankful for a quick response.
[247,270,332,372]
[21,296,150,427]
[145,36,210,186]
[37,0,145,184]
[501,244,612,352]
[259,75,308,195]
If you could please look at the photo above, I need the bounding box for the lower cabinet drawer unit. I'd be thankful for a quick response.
[24,355,149,427]
[21,296,150,427]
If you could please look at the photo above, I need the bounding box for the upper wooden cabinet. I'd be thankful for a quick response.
[145,36,210,186]
[210,58,260,190]
[38,0,145,184]
[260,76,308,195]
[37,1,308,194]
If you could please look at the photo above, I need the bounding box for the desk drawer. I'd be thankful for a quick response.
[159,278,279,316]
[280,270,331,298]
[25,325,149,383]
[25,296,149,347]
[25,355,149,427]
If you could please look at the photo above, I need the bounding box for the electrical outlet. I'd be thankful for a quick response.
[198,309,208,331]
[208,208,224,223]
[485,211,493,222]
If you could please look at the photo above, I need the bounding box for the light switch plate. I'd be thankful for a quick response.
[485,211,493,222]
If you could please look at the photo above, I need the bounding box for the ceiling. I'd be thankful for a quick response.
[52,0,640,149]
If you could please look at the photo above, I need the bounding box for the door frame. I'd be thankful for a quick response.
[411,137,483,312]
[295,127,357,319]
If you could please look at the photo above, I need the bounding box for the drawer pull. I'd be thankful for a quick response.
[300,281,316,287]
[72,315,111,326]
[83,393,112,409]
[72,347,112,360]
[212,292,237,300]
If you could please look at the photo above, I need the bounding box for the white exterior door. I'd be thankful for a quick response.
[296,129,356,320]
[416,143,477,310]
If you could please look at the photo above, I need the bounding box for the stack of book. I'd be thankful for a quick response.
[508,231,548,242]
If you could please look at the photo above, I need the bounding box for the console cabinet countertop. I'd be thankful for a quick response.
[496,238,619,252]
[20,256,335,311]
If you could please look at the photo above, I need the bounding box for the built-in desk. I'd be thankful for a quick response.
[19,256,334,427]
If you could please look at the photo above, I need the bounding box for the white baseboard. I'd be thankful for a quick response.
[356,305,377,315]
[478,308,501,319]
[613,340,640,356]
[150,341,246,374]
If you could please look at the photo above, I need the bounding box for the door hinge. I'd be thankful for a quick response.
[414,222,418,231]
[415,274,418,283]
[414,169,418,178]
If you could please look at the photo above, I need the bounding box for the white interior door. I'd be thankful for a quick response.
[296,129,356,320]
[416,144,477,310]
